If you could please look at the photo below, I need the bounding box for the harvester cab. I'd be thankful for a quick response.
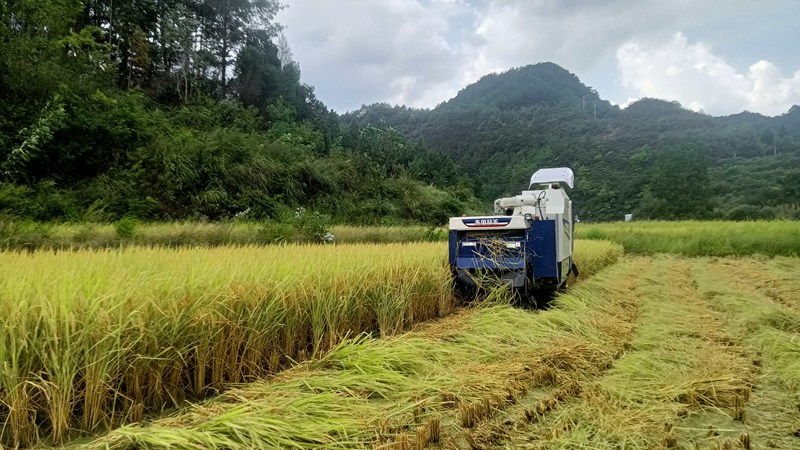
[448,167,577,301]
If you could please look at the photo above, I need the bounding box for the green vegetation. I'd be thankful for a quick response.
[344,63,800,221]
[577,220,800,256]
[4,3,799,224]
[0,1,476,224]
[0,220,448,251]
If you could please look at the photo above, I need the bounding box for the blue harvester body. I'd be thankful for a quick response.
[448,168,577,294]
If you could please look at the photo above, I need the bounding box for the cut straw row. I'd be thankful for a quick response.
[75,249,636,449]
[0,239,621,447]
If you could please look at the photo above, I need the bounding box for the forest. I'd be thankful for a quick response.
[2,2,799,224]
[0,0,474,224]
[343,63,800,221]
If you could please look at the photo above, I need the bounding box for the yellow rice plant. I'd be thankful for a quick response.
[0,239,620,447]
[572,239,624,279]
[0,243,450,447]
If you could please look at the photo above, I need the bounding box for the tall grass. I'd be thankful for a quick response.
[577,220,800,257]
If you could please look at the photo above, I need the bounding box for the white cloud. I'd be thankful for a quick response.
[278,0,475,111]
[465,0,733,82]
[616,33,800,116]
[278,0,799,115]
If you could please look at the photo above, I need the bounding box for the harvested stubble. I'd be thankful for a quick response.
[505,256,800,450]
[0,243,450,447]
[689,257,800,448]
[70,249,632,450]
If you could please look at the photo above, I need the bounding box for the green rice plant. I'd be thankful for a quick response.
[0,221,449,251]
[113,216,139,239]
[577,220,800,257]
[329,225,447,243]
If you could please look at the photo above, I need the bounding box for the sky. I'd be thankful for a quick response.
[276,0,800,117]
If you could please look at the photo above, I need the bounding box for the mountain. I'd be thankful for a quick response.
[3,4,799,228]
[437,62,614,115]
[342,63,800,221]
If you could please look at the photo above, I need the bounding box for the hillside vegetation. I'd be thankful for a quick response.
[343,63,800,221]
[0,1,475,224]
[3,4,799,224]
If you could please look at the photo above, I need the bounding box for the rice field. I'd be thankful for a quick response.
[0,220,445,251]
[0,243,451,447]
[4,220,799,449]
[73,257,641,450]
[71,253,800,450]
[0,239,621,447]
[577,220,800,256]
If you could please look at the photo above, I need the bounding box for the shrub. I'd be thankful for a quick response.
[114,216,139,239]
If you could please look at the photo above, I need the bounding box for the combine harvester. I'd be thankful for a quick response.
[448,167,578,303]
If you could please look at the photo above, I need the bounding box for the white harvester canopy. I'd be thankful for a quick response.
[529,167,574,190]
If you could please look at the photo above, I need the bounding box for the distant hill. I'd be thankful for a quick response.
[437,62,614,115]
[342,63,800,221]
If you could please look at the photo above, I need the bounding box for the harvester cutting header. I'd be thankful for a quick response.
[448,167,578,300]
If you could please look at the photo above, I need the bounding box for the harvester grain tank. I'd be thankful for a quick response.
[448,167,578,299]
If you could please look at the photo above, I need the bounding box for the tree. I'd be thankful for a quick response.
[778,171,800,207]
[636,146,713,219]
[201,0,282,94]
[233,29,283,112]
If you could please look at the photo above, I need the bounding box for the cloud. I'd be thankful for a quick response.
[280,0,692,111]
[278,0,799,115]
[278,0,475,111]
[616,33,800,116]
[473,1,674,70]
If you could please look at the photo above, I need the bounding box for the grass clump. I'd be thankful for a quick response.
[113,216,139,239]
